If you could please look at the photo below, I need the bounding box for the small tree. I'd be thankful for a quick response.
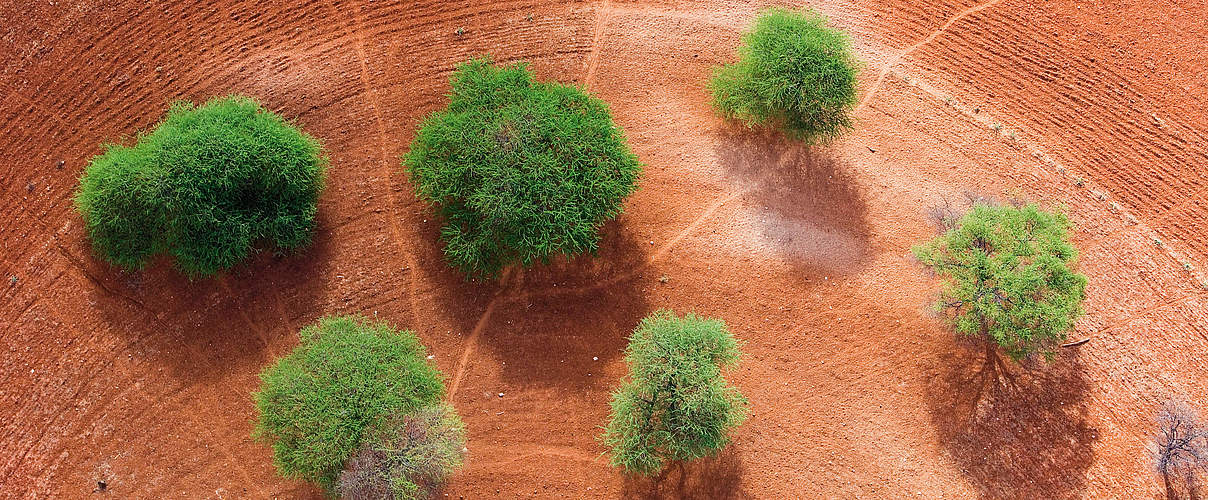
[253,315,445,491]
[912,203,1087,367]
[404,56,642,279]
[337,404,467,500]
[708,7,858,144]
[75,95,326,277]
[602,310,747,475]
[1155,401,1208,499]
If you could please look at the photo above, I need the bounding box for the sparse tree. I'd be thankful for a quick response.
[911,202,1087,371]
[602,310,747,475]
[1155,401,1208,499]
[338,404,467,500]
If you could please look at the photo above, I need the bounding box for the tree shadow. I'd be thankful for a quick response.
[472,217,652,390]
[620,448,749,500]
[1163,469,1204,500]
[411,208,502,341]
[926,337,1099,499]
[713,129,872,280]
[88,211,336,383]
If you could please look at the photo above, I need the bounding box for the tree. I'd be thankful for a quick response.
[404,56,642,279]
[252,315,445,491]
[602,310,747,475]
[75,95,326,277]
[912,202,1087,368]
[1155,401,1208,499]
[708,7,859,144]
[337,404,467,500]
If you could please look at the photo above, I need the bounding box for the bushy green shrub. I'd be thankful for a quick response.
[912,203,1088,361]
[709,8,858,144]
[337,404,467,500]
[404,56,642,279]
[252,315,445,490]
[75,95,326,277]
[602,310,747,475]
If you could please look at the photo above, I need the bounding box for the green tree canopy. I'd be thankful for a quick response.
[252,315,445,490]
[912,203,1087,361]
[404,56,642,279]
[708,7,859,144]
[75,95,326,277]
[602,310,748,475]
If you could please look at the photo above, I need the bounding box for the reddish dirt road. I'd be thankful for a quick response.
[2,0,1206,498]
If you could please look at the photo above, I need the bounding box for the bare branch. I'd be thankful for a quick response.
[1154,400,1208,498]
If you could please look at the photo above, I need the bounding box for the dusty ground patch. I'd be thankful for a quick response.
[2,0,1206,498]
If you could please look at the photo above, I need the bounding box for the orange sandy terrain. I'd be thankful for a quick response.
[2,0,1206,498]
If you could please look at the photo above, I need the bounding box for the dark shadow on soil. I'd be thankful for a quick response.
[473,217,651,390]
[89,211,336,383]
[926,337,1099,499]
[713,129,872,280]
[621,448,749,500]
[1163,470,1204,500]
[411,206,502,341]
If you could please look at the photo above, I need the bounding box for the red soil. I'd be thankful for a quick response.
[2,0,1206,498]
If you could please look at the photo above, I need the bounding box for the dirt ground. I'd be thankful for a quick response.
[2,0,1207,498]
